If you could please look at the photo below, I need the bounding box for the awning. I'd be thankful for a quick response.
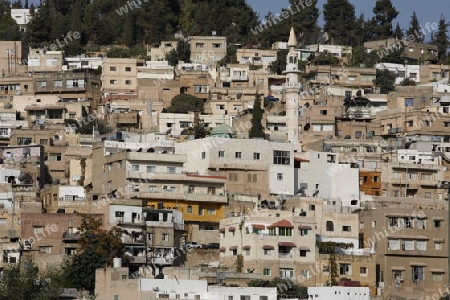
[430,269,445,273]
[391,266,405,271]
[298,246,310,251]
[433,238,445,242]
[278,242,296,247]
[433,217,444,221]
[263,245,274,250]
[298,225,312,230]
[228,226,236,231]
[409,262,427,266]
[242,245,251,250]
[389,235,429,240]
[219,228,225,233]
[229,246,237,250]
[220,247,226,252]
[252,224,265,230]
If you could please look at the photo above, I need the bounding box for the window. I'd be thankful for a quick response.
[300,229,308,236]
[187,206,193,213]
[125,80,132,85]
[273,150,290,165]
[37,81,47,88]
[201,152,206,159]
[39,139,48,145]
[403,240,414,251]
[339,264,351,275]
[434,242,443,250]
[204,225,214,231]
[196,43,204,48]
[228,173,238,181]
[240,296,250,300]
[411,266,424,282]
[253,153,261,160]
[235,152,242,158]
[149,186,156,193]
[0,218,6,226]
[277,173,283,181]
[110,80,117,85]
[393,270,403,280]
[279,268,294,279]
[389,217,399,228]
[125,67,131,72]
[247,174,257,183]
[162,234,169,241]
[33,226,44,234]
[405,98,414,107]
[110,66,117,71]
[268,228,276,236]
[323,266,330,274]
[388,239,400,250]
[360,222,365,229]
[194,85,208,93]
[309,204,315,211]
[326,221,334,231]
[38,246,52,253]
[132,164,139,171]
[372,221,377,228]
[415,240,426,252]
[54,80,62,87]
[342,226,351,232]
[264,249,271,255]
[207,208,216,215]
[434,220,442,228]
[299,250,307,257]
[432,272,443,283]
[118,161,123,169]
[278,228,292,236]
[198,207,203,215]
[218,151,225,158]
[207,186,217,195]
[360,267,368,275]
[147,165,156,173]
[167,167,176,174]
[416,219,426,229]
[263,268,271,276]
[402,217,412,228]
[320,109,327,115]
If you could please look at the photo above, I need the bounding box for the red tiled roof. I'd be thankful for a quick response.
[263,245,274,250]
[298,225,312,230]
[267,219,293,229]
[229,246,237,250]
[242,245,251,250]
[228,226,236,231]
[278,242,296,247]
[299,246,310,251]
[252,224,265,230]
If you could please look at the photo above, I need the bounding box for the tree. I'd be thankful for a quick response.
[399,78,417,86]
[372,0,398,39]
[165,39,191,66]
[62,214,126,294]
[249,94,264,139]
[323,0,357,45]
[0,0,21,41]
[268,49,289,75]
[248,278,308,299]
[0,258,63,299]
[393,22,403,39]
[374,69,396,94]
[77,118,112,135]
[432,16,448,62]
[182,112,211,139]
[407,12,423,43]
[167,94,203,114]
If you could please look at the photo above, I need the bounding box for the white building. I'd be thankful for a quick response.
[158,112,232,136]
[308,286,370,300]
[64,56,102,70]
[137,61,174,80]
[296,151,360,207]
[375,63,420,85]
[11,8,35,32]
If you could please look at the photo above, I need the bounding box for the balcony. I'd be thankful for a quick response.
[278,252,293,259]
[117,220,145,227]
[62,232,81,241]
[129,256,146,264]
[135,191,227,203]
[121,236,144,244]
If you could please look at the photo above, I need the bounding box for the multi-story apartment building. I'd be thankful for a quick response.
[102,58,142,101]
[177,63,213,101]
[158,112,232,137]
[360,207,448,299]
[380,149,446,199]
[364,39,439,63]
[219,213,317,286]
[28,49,64,73]
[236,49,277,69]
[0,41,28,74]
[92,139,227,244]
[148,40,178,61]
[188,36,227,64]
[40,185,86,213]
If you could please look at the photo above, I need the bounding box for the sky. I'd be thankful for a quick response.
[247,0,450,33]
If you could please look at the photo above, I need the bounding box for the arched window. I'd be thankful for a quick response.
[326,221,334,232]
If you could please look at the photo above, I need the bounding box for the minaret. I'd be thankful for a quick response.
[283,27,302,145]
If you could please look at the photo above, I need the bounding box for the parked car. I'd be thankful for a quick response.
[205,242,220,249]
[264,95,279,102]
[183,242,202,249]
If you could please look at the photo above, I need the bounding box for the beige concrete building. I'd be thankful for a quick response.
[0,41,28,74]
[364,39,438,63]
[28,49,64,73]
[102,58,142,101]
[188,36,227,64]
[236,48,277,69]
[148,41,178,61]
[360,207,448,299]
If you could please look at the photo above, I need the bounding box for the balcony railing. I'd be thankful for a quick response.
[62,232,81,241]
[278,253,293,259]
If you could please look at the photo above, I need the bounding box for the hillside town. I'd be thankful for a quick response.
[0,0,449,299]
